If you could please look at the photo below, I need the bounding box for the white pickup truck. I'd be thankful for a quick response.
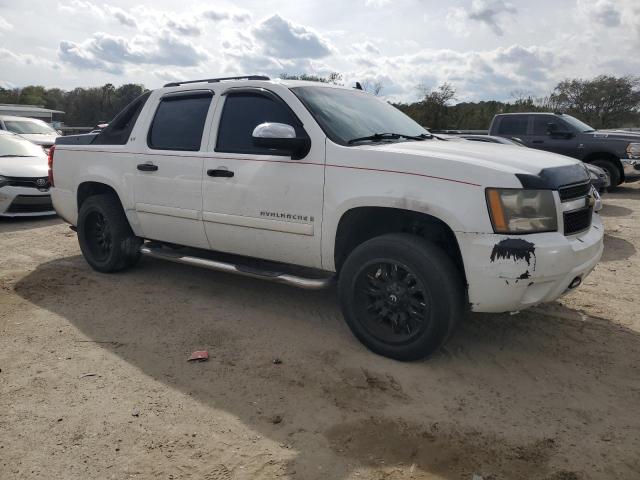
[50,75,604,360]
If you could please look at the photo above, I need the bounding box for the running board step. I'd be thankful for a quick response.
[140,245,334,290]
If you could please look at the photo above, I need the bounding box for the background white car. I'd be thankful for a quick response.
[0,115,60,153]
[0,131,55,217]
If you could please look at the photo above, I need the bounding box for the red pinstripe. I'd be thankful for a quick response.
[55,148,480,187]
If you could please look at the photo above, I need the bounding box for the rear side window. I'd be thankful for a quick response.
[497,116,528,136]
[93,92,150,145]
[216,92,304,155]
[148,91,213,151]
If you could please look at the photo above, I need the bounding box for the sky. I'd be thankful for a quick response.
[0,0,639,103]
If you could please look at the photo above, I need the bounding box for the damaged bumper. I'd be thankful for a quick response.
[457,214,604,313]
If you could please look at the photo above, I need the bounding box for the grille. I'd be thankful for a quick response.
[564,207,593,235]
[5,176,50,189]
[558,182,591,201]
[7,195,53,213]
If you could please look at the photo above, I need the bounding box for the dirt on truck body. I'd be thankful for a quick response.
[1,184,640,479]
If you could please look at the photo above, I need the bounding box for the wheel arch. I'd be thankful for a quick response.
[76,180,141,235]
[333,206,467,285]
[77,181,120,210]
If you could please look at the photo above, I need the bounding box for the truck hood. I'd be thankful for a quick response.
[0,155,48,177]
[365,139,583,176]
[583,129,640,141]
[16,133,58,146]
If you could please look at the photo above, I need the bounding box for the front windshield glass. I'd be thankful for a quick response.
[0,133,46,157]
[4,119,57,135]
[291,86,429,145]
[561,115,594,133]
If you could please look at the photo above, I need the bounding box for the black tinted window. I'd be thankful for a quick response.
[497,116,528,135]
[216,92,303,155]
[148,92,212,151]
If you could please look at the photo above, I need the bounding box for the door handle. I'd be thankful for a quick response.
[137,163,158,172]
[207,168,234,178]
[532,140,544,144]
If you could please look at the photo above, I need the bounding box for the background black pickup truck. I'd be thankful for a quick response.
[489,112,640,189]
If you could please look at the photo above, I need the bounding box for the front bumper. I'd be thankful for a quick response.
[621,158,640,180]
[457,214,604,313]
[0,186,56,217]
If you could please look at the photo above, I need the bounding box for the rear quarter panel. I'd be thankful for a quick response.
[50,145,141,233]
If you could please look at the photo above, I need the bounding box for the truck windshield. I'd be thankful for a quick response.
[561,115,595,133]
[4,119,57,135]
[291,86,430,146]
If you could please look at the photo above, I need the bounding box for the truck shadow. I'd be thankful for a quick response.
[598,204,633,218]
[14,255,640,480]
[607,185,640,200]
[602,233,637,262]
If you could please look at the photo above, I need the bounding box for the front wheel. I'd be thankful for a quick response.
[590,159,621,190]
[77,194,142,273]
[338,233,465,361]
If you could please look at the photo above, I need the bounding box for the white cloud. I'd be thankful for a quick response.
[577,0,621,27]
[112,8,137,28]
[3,0,640,103]
[364,0,391,6]
[166,18,201,36]
[58,31,209,73]
[252,15,332,59]
[58,40,124,74]
[353,41,380,55]
[203,10,251,23]
[0,15,13,32]
[460,0,517,36]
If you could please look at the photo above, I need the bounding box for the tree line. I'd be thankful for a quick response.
[0,84,146,127]
[1,75,638,130]
[396,75,640,130]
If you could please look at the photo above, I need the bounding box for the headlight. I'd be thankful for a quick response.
[628,143,640,159]
[589,170,598,181]
[486,188,558,234]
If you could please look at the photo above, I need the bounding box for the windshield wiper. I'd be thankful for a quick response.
[347,132,432,145]
[0,154,36,157]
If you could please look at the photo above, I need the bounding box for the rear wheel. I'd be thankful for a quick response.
[590,159,621,190]
[77,194,142,272]
[338,233,465,361]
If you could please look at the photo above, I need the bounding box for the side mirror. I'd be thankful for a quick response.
[252,122,311,160]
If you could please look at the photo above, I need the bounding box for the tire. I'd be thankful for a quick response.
[338,233,465,361]
[590,159,621,190]
[77,193,142,273]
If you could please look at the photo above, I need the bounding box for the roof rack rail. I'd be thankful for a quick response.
[163,75,270,88]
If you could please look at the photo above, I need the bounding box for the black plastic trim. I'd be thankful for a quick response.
[516,164,590,190]
[163,75,270,88]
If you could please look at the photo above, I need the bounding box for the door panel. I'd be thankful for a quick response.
[134,152,208,248]
[133,90,215,248]
[202,89,325,268]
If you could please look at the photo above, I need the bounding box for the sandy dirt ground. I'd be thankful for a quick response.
[1,184,639,480]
